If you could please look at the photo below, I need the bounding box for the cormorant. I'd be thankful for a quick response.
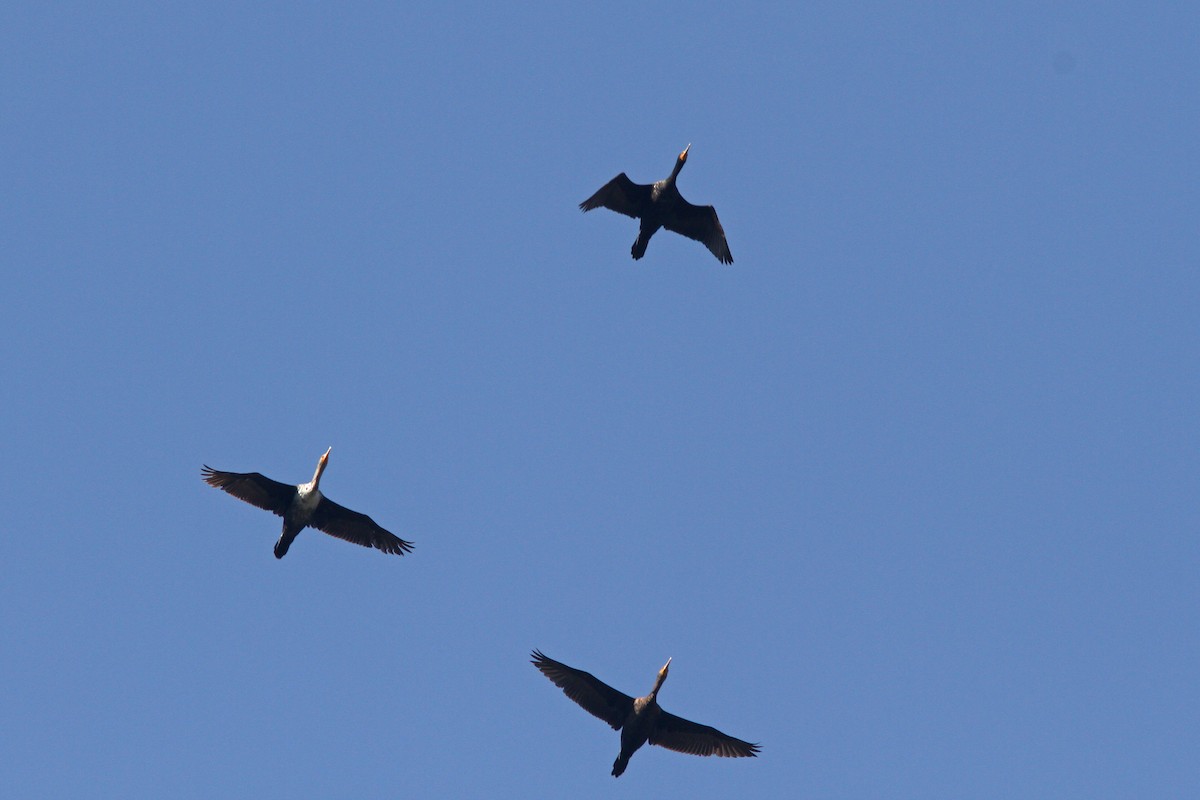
[531,650,759,777]
[201,447,414,558]
[580,144,733,264]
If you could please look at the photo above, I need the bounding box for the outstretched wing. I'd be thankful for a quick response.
[663,199,734,264]
[649,710,760,758]
[531,650,634,730]
[201,466,294,516]
[308,497,414,555]
[580,173,653,218]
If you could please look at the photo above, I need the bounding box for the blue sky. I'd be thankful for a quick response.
[2,2,1196,797]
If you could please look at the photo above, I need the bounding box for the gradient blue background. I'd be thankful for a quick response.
[2,2,1196,797]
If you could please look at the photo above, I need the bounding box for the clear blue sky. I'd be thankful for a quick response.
[2,2,1196,797]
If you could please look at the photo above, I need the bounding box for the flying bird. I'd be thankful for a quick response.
[531,650,759,777]
[580,144,733,264]
[201,447,413,559]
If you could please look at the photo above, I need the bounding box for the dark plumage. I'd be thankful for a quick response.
[531,650,759,777]
[580,144,733,264]
[201,447,413,559]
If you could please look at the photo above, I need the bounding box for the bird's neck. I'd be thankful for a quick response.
[309,458,328,490]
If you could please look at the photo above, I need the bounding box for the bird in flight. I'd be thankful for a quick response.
[531,650,759,776]
[202,447,413,559]
[580,144,733,264]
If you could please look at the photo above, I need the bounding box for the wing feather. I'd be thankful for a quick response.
[531,650,633,730]
[662,199,733,264]
[649,710,760,758]
[580,174,653,218]
[201,466,294,516]
[308,497,414,555]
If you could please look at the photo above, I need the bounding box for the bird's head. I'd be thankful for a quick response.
[312,446,332,483]
[651,657,672,696]
[679,144,690,163]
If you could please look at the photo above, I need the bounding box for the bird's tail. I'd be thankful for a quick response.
[274,529,298,559]
[632,221,660,261]
[611,754,629,778]
[631,232,650,260]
